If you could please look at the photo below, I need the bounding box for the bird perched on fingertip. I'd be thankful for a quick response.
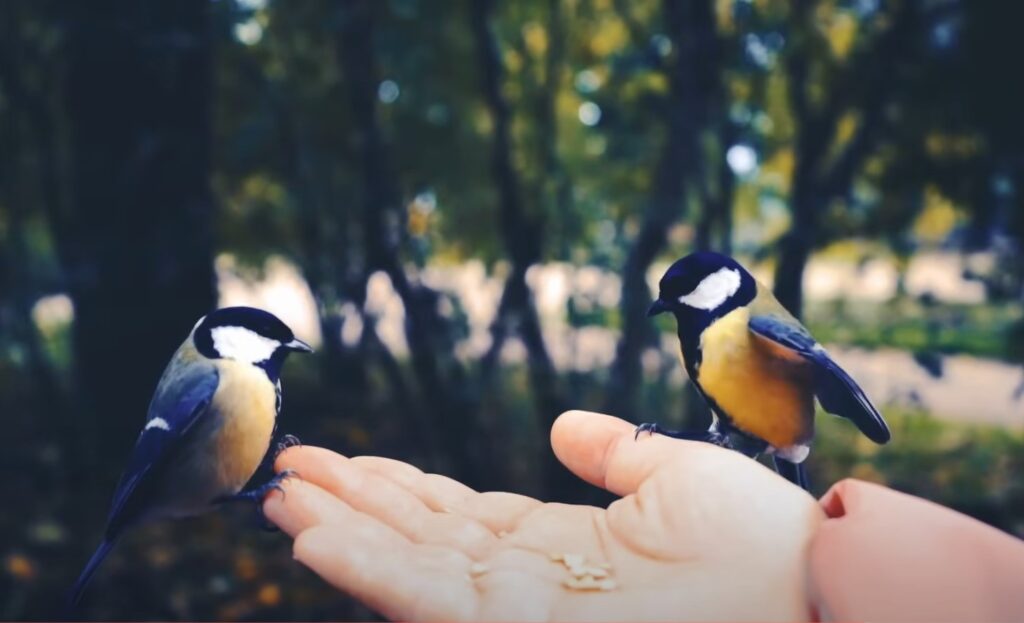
[640,252,890,490]
[66,306,313,612]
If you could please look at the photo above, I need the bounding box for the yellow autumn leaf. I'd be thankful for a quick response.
[835,111,858,146]
[257,583,282,606]
[826,12,858,59]
[913,186,961,243]
[761,147,795,193]
[5,554,36,581]
[715,0,735,33]
[522,22,548,57]
[589,18,628,57]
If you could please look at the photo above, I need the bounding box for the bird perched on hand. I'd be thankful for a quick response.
[67,306,313,610]
[641,252,890,489]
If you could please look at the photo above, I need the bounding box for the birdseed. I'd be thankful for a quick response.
[550,552,617,591]
[562,576,618,591]
[562,553,585,570]
[468,562,490,576]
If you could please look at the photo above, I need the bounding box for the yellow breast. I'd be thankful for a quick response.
[690,307,814,449]
[210,360,278,492]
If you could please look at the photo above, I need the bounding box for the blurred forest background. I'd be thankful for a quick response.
[1,0,1023,619]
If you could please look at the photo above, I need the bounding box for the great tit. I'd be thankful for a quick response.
[67,306,313,609]
[641,252,890,489]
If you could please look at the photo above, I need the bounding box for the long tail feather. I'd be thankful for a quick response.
[65,538,116,616]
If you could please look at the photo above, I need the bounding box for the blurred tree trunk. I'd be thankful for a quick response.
[267,76,376,396]
[694,3,733,257]
[242,49,415,440]
[470,0,569,496]
[775,1,826,318]
[57,0,216,464]
[775,0,916,317]
[0,3,67,443]
[605,0,714,422]
[335,0,475,483]
[541,0,575,263]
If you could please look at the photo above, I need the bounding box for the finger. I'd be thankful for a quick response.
[262,477,354,538]
[267,446,355,537]
[348,455,429,486]
[277,448,478,513]
[294,524,477,622]
[274,444,349,474]
[352,456,543,534]
[279,450,542,536]
[280,449,497,557]
[550,409,718,495]
[351,456,478,510]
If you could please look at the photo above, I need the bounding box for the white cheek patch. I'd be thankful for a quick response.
[677,267,742,311]
[144,417,171,432]
[210,326,280,364]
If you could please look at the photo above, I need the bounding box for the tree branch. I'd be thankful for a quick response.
[605,0,715,420]
[470,0,568,494]
[335,0,478,483]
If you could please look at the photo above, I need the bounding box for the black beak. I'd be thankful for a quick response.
[285,338,314,353]
[647,299,670,317]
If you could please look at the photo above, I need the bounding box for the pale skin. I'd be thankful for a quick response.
[264,410,825,622]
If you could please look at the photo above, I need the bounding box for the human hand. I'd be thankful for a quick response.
[264,410,824,621]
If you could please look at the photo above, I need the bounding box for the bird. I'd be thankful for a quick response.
[66,306,313,611]
[640,252,890,490]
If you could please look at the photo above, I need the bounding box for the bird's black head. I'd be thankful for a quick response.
[192,306,313,380]
[648,252,757,334]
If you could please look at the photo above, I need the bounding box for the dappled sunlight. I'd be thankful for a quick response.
[31,294,74,336]
[25,251,1018,428]
[906,252,988,304]
[207,254,1021,426]
[423,260,503,360]
[805,258,898,302]
[215,254,322,347]
[364,271,409,357]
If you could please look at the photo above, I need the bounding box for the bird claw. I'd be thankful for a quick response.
[218,469,300,531]
[273,434,302,460]
[262,468,300,501]
[633,423,731,447]
[634,422,662,440]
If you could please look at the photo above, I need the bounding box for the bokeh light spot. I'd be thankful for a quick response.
[578,101,602,126]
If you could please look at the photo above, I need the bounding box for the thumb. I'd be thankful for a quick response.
[550,410,715,496]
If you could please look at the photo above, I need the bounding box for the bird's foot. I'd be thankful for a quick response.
[217,469,300,531]
[634,422,728,446]
[634,422,665,439]
[772,457,811,492]
[273,434,302,460]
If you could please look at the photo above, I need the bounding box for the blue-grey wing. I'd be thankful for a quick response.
[749,313,891,444]
[105,359,220,536]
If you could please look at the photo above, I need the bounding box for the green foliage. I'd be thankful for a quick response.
[806,298,1024,361]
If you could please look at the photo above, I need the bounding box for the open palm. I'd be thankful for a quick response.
[264,410,824,621]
